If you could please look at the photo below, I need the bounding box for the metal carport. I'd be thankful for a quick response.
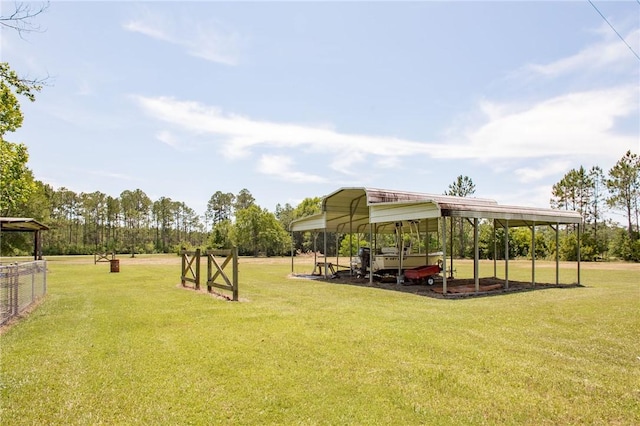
[289,187,582,295]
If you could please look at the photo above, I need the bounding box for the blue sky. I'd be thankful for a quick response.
[3,1,639,221]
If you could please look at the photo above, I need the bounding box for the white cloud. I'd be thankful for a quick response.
[258,155,328,183]
[132,95,440,171]
[524,28,639,77]
[514,160,573,184]
[436,87,638,163]
[132,84,638,177]
[123,9,242,65]
[156,130,192,151]
[488,185,555,209]
[86,170,135,181]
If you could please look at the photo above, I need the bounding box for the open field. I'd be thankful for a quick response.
[1,255,639,424]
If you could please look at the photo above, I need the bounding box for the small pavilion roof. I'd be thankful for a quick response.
[0,217,50,232]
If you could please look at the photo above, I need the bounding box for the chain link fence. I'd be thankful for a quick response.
[0,260,47,326]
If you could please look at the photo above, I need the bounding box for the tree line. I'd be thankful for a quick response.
[0,181,327,257]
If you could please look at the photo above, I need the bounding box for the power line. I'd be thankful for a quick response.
[587,0,640,61]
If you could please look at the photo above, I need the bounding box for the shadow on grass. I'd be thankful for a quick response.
[291,273,584,300]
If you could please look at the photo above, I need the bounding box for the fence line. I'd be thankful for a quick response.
[0,260,47,326]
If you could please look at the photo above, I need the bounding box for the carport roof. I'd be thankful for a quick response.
[289,187,582,232]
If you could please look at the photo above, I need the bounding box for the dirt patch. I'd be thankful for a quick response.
[294,273,583,299]
[176,283,248,302]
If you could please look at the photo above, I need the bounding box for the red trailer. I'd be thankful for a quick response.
[404,263,442,286]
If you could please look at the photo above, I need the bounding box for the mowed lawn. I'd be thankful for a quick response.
[1,255,639,425]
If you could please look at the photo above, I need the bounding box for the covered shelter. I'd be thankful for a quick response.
[289,187,583,295]
[0,217,49,260]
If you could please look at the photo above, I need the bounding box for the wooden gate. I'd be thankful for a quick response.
[206,248,238,301]
[180,247,239,301]
[180,248,201,290]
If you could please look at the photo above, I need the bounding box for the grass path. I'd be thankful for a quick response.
[1,255,639,424]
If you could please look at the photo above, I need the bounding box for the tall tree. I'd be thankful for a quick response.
[152,197,174,252]
[205,191,235,228]
[275,202,295,231]
[606,150,640,241]
[80,191,107,250]
[234,188,256,214]
[234,188,255,213]
[234,204,290,256]
[120,189,151,256]
[588,166,606,254]
[553,167,593,221]
[445,175,476,258]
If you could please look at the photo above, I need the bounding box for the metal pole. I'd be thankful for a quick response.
[324,229,328,278]
[555,224,559,285]
[449,217,454,279]
[493,220,497,278]
[577,222,582,285]
[474,217,479,293]
[504,220,509,289]
[397,223,403,284]
[441,217,447,294]
[350,216,353,277]
[369,223,374,286]
[531,224,535,288]
[336,233,340,272]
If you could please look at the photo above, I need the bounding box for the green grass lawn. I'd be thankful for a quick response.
[1,255,639,425]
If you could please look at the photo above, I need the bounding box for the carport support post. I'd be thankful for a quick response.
[313,232,319,276]
[577,222,582,285]
[323,230,328,278]
[449,217,454,279]
[504,220,509,289]
[369,223,374,286]
[474,218,479,293]
[554,224,559,285]
[492,220,497,278]
[531,223,536,288]
[335,232,340,272]
[441,217,447,294]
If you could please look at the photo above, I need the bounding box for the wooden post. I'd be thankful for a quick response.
[181,249,186,286]
[195,248,201,290]
[232,246,239,301]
